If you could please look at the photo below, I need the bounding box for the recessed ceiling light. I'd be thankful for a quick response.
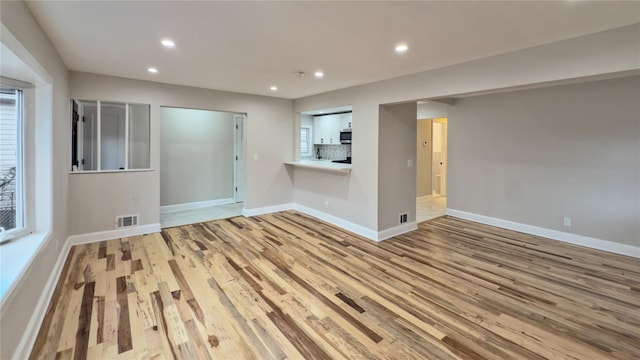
[314,71,324,78]
[147,67,158,73]
[395,43,408,53]
[161,39,175,48]
[270,86,278,91]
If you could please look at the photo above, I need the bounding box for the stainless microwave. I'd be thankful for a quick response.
[340,129,352,144]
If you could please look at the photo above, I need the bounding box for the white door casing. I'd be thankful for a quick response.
[234,114,245,202]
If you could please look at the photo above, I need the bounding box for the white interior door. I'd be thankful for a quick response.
[234,114,245,202]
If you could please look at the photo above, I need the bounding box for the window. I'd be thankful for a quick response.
[0,88,24,232]
[301,125,312,157]
[71,99,150,171]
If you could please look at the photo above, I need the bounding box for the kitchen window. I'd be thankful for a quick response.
[301,125,312,157]
[0,88,24,234]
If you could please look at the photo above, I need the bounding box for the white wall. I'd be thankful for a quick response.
[160,107,235,206]
[69,71,293,235]
[417,101,448,119]
[378,102,417,229]
[0,1,69,358]
[294,24,639,235]
[448,76,639,247]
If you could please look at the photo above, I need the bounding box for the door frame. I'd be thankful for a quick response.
[432,117,447,197]
[233,114,246,203]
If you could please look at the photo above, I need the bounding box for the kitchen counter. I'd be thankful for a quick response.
[284,159,351,174]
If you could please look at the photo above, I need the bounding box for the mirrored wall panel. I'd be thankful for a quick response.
[71,99,150,172]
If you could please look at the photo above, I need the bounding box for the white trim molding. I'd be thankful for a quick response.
[446,209,640,258]
[67,223,162,246]
[160,198,236,214]
[242,203,294,217]
[241,203,419,242]
[377,222,418,242]
[292,204,379,240]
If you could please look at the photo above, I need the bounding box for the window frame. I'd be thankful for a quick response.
[0,87,26,237]
[71,99,151,173]
[300,125,312,157]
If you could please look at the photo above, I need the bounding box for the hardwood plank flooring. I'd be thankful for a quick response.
[30,212,640,359]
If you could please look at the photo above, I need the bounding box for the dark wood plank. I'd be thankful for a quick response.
[73,282,95,360]
[97,241,107,259]
[116,276,132,354]
[106,254,115,272]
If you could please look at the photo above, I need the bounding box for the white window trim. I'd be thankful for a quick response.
[0,87,27,240]
[301,125,312,157]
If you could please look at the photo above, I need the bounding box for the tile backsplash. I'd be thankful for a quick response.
[308,144,351,160]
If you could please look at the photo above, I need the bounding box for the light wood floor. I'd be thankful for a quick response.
[30,212,640,359]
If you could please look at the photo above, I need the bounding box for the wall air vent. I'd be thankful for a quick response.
[116,214,139,229]
[399,212,408,224]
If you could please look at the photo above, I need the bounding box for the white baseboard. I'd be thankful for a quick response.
[160,198,235,214]
[242,203,294,217]
[241,203,418,242]
[377,222,418,241]
[446,209,640,258]
[67,223,162,246]
[10,237,72,359]
[292,204,380,241]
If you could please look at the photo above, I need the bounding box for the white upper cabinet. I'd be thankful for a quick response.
[340,112,352,129]
[313,114,341,144]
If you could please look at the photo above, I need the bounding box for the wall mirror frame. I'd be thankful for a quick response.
[70,99,151,172]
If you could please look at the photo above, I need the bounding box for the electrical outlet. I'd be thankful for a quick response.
[325,200,329,209]
[399,212,408,224]
[253,153,258,160]
[563,217,572,227]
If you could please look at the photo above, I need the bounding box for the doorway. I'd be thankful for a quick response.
[432,118,447,197]
[159,107,245,228]
[416,101,448,223]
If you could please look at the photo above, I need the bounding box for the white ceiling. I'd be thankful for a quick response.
[24,1,640,99]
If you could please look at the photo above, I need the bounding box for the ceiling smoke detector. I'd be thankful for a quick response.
[294,71,305,78]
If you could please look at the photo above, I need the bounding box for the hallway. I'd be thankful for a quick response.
[416,196,446,223]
